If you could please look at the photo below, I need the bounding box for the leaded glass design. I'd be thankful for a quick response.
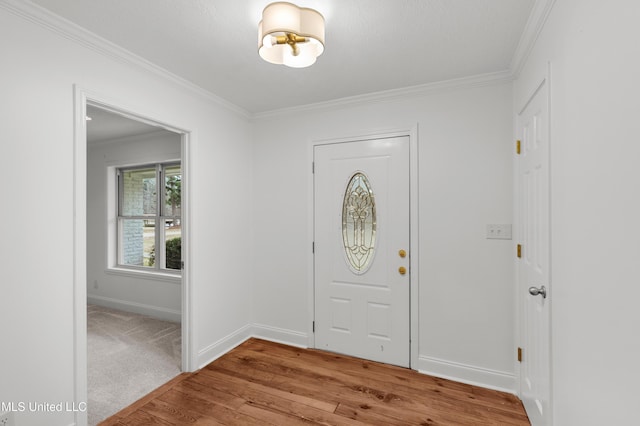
[342,172,377,273]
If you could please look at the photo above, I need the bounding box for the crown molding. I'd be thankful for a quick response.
[252,0,557,119]
[252,69,513,120]
[1,0,555,121]
[0,0,251,119]
[509,0,557,78]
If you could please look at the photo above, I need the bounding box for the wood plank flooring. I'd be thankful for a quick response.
[100,338,530,425]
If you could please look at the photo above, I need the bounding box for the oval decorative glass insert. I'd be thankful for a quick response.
[342,172,377,273]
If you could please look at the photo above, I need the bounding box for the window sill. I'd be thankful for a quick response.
[106,267,182,284]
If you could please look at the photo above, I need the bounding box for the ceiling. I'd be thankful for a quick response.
[32,0,535,114]
[86,105,168,143]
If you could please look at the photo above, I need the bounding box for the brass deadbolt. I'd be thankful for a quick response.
[398,266,407,275]
[399,249,407,258]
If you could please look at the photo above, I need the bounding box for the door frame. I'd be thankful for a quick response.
[72,85,194,426]
[307,126,420,369]
[514,63,552,423]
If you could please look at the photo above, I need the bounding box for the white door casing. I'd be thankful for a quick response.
[314,136,410,367]
[74,86,194,426]
[517,76,551,425]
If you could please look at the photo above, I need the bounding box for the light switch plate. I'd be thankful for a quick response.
[486,224,512,240]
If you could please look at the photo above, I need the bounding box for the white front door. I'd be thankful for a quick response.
[314,136,410,367]
[517,78,551,425]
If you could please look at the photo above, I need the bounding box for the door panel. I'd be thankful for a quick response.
[518,80,551,425]
[314,137,410,367]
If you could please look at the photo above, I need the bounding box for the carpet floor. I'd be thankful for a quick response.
[87,304,181,426]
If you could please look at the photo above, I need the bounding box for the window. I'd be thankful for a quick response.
[117,162,181,273]
[342,172,376,273]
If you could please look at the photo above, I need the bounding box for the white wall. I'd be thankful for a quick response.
[87,131,182,322]
[0,4,253,425]
[12,0,639,424]
[252,81,516,390]
[515,1,640,424]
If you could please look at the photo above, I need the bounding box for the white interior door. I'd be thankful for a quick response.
[314,136,410,367]
[518,79,551,425]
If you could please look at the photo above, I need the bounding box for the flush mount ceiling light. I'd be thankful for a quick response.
[258,2,325,68]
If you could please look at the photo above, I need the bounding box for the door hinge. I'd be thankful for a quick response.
[312,161,315,173]
[312,242,315,253]
[516,140,521,155]
[517,347,523,362]
[181,261,185,270]
[517,244,522,258]
[312,321,315,333]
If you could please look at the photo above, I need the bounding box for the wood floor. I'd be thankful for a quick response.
[100,338,530,425]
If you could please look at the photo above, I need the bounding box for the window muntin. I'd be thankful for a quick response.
[117,162,181,273]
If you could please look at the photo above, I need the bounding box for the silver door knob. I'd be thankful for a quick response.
[528,286,547,299]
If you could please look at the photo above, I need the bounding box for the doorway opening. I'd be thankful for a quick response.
[73,88,192,426]
[86,105,183,424]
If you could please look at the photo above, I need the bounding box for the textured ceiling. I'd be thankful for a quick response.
[31,0,534,113]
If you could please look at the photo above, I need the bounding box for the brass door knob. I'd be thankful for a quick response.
[399,249,407,258]
[398,266,407,275]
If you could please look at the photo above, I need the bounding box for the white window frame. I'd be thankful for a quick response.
[115,161,182,275]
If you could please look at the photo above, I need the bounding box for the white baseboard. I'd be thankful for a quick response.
[88,295,181,323]
[195,324,515,395]
[418,355,516,394]
[197,324,253,369]
[251,323,308,348]
[196,323,307,369]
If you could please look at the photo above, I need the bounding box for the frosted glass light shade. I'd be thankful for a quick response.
[258,2,325,68]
